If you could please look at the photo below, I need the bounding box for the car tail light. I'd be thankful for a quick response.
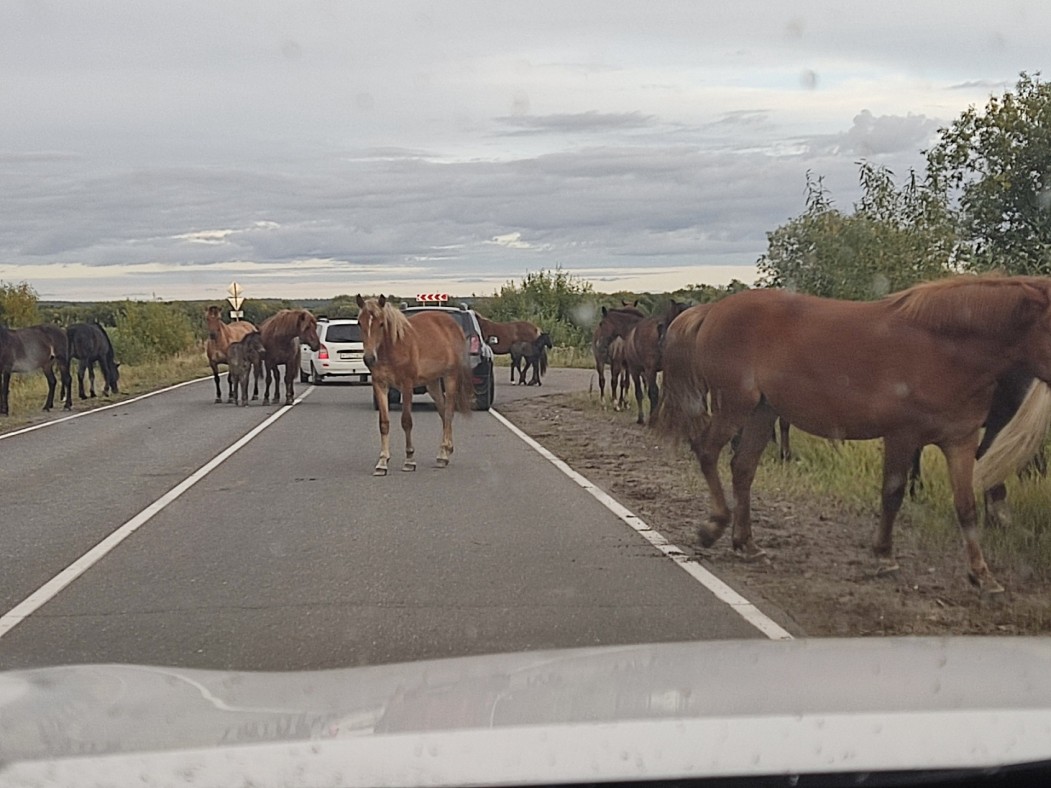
[318,344,329,360]
[468,335,480,354]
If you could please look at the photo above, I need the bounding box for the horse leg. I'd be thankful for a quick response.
[595,360,606,403]
[983,483,1010,529]
[76,360,89,399]
[227,366,237,404]
[211,361,223,404]
[644,368,659,427]
[60,360,72,410]
[872,434,917,576]
[727,404,777,557]
[428,379,455,467]
[251,360,261,401]
[284,362,295,405]
[940,437,1003,595]
[373,382,391,475]
[632,369,645,425]
[240,371,250,407]
[264,362,277,405]
[87,361,97,398]
[400,386,416,472]
[42,366,58,411]
[0,371,9,415]
[778,418,792,461]
[687,415,740,548]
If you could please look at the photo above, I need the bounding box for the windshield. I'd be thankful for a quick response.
[4,1,1051,783]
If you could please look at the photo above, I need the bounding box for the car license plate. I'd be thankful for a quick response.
[339,351,360,360]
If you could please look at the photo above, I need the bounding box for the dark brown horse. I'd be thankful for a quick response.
[510,332,553,386]
[622,300,690,425]
[657,275,1051,596]
[356,294,473,475]
[475,314,541,382]
[0,324,73,415]
[227,331,267,407]
[260,309,321,406]
[67,322,120,399]
[205,305,258,403]
[591,304,645,404]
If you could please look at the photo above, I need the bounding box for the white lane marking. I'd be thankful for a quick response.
[0,387,316,641]
[490,408,794,641]
[0,375,216,442]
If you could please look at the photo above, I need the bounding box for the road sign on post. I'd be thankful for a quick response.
[227,282,245,320]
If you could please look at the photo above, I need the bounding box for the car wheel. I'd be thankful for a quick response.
[311,365,323,385]
[300,368,309,383]
[473,374,493,411]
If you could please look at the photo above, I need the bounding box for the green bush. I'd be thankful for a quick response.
[109,301,197,364]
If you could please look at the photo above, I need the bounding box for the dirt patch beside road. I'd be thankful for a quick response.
[496,385,1051,637]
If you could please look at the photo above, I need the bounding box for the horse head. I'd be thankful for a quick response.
[205,305,224,340]
[356,294,388,368]
[297,310,321,352]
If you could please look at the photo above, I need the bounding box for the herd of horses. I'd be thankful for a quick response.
[5,274,1050,597]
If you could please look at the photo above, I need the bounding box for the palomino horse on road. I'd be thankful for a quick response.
[592,303,645,404]
[657,275,1051,596]
[260,309,321,406]
[0,324,73,415]
[474,314,541,383]
[356,294,473,475]
[205,305,258,403]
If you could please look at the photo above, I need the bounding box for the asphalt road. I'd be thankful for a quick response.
[0,369,766,672]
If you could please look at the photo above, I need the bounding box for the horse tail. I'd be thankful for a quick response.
[653,305,712,447]
[538,345,548,376]
[452,357,474,413]
[974,380,1051,491]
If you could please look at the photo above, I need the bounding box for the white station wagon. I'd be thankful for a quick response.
[299,318,370,385]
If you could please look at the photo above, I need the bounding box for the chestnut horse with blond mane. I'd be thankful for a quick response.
[657,275,1051,596]
[259,309,321,406]
[206,305,258,403]
[356,294,473,475]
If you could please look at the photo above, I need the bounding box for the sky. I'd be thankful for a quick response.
[1,1,1048,302]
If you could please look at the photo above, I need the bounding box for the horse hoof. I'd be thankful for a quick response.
[373,466,388,476]
[215,398,223,404]
[436,457,449,468]
[874,560,900,577]
[402,460,417,472]
[732,542,768,562]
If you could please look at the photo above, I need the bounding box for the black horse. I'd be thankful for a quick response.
[227,331,266,406]
[67,322,120,399]
[510,332,553,386]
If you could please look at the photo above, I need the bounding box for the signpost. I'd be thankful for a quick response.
[227,281,244,320]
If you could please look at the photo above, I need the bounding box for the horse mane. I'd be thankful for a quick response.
[887,275,1050,335]
[263,309,309,338]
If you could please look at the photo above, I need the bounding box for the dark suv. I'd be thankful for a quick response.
[382,304,495,411]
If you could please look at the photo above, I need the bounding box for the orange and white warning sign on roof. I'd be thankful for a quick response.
[416,293,449,303]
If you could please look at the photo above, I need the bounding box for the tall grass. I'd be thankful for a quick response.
[0,348,212,428]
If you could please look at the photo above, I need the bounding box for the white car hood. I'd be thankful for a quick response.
[3,637,1051,786]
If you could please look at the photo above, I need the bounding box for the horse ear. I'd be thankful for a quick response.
[355,294,365,308]
[378,294,387,308]
[601,306,609,316]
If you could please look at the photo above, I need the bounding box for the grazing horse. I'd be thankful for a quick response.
[67,322,120,399]
[592,304,645,404]
[227,332,267,407]
[205,305,257,403]
[623,300,690,425]
[656,275,1051,596]
[260,309,321,406]
[474,314,541,382]
[510,332,553,385]
[0,324,73,415]
[355,294,473,475]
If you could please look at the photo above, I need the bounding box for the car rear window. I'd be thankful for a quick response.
[403,309,478,336]
[324,324,361,343]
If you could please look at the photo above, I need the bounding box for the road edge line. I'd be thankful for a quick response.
[0,387,315,641]
[0,375,217,442]
[489,408,793,641]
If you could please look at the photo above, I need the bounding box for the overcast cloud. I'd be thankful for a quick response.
[1,1,1048,301]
